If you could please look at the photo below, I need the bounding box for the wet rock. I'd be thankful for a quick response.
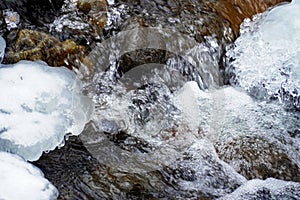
[33,136,166,199]
[0,11,6,35]
[0,0,64,31]
[32,136,117,200]
[77,0,108,35]
[207,0,291,36]
[215,135,300,182]
[159,140,247,199]
[3,29,93,73]
[88,0,291,89]
[3,9,20,30]
[108,0,235,44]
[105,0,290,43]
[50,0,108,45]
[219,178,300,200]
[34,135,247,199]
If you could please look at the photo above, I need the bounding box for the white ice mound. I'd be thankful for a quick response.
[219,178,300,200]
[226,1,300,109]
[0,61,94,161]
[0,151,58,200]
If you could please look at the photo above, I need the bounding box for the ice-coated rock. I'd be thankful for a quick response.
[0,60,94,161]
[226,1,300,109]
[218,178,300,200]
[0,151,58,200]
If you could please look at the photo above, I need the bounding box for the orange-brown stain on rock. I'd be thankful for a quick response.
[4,29,94,74]
[77,0,108,35]
[207,0,291,36]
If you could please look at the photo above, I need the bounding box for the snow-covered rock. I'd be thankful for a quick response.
[0,151,58,200]
[0,60,94,161]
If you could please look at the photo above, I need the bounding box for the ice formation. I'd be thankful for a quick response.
[0,60,94,161]
[226,0,300,109]
[0,152,58,200]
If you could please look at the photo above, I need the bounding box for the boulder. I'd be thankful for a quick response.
[215,135,300,182]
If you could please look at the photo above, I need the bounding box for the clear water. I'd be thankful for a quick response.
[2,0,298,199]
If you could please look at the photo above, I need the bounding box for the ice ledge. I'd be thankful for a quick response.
[0,60,94,161]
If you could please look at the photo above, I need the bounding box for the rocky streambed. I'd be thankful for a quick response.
[1,0,300,199]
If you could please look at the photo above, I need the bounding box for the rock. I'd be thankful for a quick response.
[3,29,94,73]
[50,0,108,45]
[33,136,125,199]
[215,135,300,182]
[109,0,235,44]
[34,135,247,199]
[0,11,7,35]
[207,0,291,36]
[0,0,64,31]
[219,178,300,200]
[105,0,290,43]
[159,140,247,199]
[77,0,107,35]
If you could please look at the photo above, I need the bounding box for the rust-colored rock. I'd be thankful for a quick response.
[207,0,291,36]
[215,135,300,182]
[3,29,94,73]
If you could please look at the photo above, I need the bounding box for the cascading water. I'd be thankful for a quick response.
[1,0,299,199]
[75,0,300,199]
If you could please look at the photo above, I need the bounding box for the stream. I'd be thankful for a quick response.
[0,0,300,199]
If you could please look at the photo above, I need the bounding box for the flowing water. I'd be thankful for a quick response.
[1,0,300,199]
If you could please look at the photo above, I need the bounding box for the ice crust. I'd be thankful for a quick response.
[0,151,58,200]
[226,1,300,109]
[0,60,94,161]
